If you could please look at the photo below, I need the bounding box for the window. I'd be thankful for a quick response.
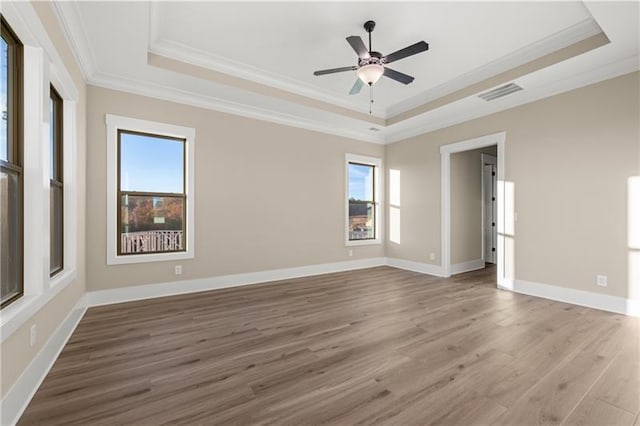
[118,131,186,255]
[0,3,80,341]
[346,154,381,245]
[106,115,195,264]
[1,18,23,308]
[50,85,63,276]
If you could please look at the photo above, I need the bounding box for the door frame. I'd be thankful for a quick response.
[481,153,498,264]
[440,132,506,286]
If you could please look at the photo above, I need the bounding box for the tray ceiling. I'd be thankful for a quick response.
[53,1,639,143]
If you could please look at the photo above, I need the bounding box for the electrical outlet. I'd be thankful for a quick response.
[348,249,353,257]
[30,325,37,347]
[174,265,182,275]
[429,253,436,261]
[596,275,607,287]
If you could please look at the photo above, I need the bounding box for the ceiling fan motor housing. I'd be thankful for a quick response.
[358,51,384,67]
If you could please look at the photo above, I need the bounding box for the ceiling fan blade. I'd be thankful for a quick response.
[383,67,415,85]
[349,78,364,95]
[383,41,429,64]
[346,36,370,58]
[313,66,357,76]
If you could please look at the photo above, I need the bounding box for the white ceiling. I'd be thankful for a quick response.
[52,1,639,144]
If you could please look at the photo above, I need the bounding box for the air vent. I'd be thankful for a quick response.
[478,83,523,101]
[369,127,380,132]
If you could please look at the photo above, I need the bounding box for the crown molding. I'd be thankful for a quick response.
[50,1,97,81]
[51,1,636,146]
[88,71,386,145]
[383,54,639,144]
[148,39,384,119]
[55,1,387,143]
[385,17,603,118]
[88,53,638,147]
[147,3,381,119]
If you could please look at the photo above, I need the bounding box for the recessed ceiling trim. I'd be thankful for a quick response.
[147,51,386,126]
[147,3,386,118]
[51,1,638,146]
[85,54,637,147]
[88,71,387,145]
[148,38,386,119]
[385,17,604,118]
[383,55,639,144]
[386,31,609,125]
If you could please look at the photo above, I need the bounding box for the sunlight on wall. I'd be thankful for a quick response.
[497,181,515,288]
[504,181,515,237]
[390,170,400,207]
[389,170,401,244]
[390,207,401,244]
[628,177,640,306]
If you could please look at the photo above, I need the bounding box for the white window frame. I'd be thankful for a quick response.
[48,71,78,290]
[0,2,79,341]
[106,114,196,265]
[345,153,382,246]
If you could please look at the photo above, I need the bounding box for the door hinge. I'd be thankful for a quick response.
[492,248,495,252]
[492,197,495,201]
[492,222,495,227]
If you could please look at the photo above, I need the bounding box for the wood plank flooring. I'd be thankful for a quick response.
[19,266,640,425]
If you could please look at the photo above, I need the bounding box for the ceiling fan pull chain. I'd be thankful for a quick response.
[369,84,373,114]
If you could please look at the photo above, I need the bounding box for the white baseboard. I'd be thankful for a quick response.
[450,259,486,275]
[385,257,445,277]
[88,257,387,307]
[1,295,87,426]
[499,279,640,317]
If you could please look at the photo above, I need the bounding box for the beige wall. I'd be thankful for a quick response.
[451,146,497,264]
[86,86,384,291]
[386,71,640,299]
[1,3,87,398]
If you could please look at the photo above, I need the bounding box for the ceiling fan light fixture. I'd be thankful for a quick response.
[356,64,384,85]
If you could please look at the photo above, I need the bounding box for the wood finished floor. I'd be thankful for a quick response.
[20,266,640,425]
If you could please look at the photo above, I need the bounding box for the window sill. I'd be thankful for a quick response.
[1,295,47,343]
[345,239,382,247]
[50,268,77,290]
[107,250,195,265]
[1,295,39,334]
[0,268,77,343]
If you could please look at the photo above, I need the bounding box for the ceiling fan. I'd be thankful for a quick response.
[313,20,429,95]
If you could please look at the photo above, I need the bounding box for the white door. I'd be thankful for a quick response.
[482,154,497,264]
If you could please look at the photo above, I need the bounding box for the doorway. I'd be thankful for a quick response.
[440,132,507,287]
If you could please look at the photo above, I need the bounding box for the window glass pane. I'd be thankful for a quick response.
[1,168,22,305]
[1,36,8,162]
[348,163,374,201]
[49,96,54,179]
[120,194,184,254]
[50,184,63,275]
[349,201,375,240]
[120,132,184,193]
